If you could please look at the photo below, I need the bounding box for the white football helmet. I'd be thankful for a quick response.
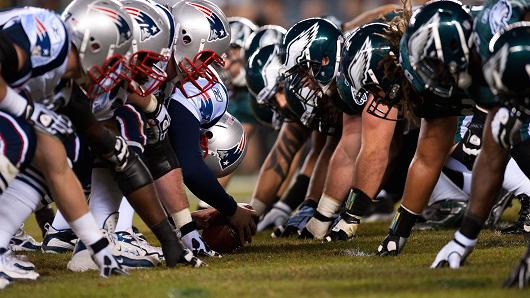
[62,0,134,98]
[201,112,246,178]
[122,0,171,96]
[168,0,231,98]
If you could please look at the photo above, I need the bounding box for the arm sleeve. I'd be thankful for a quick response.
[167,100,237,217]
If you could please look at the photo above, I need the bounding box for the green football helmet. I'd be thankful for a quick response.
[243,25,286,61]
[282,17,343,126]
[340,22,401,120]
[228,17,257,49]
[402,0,474,98]
[249,94,276,128]
[484,22,530,117]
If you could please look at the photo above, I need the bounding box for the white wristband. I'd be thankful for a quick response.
[69,212,104,246]
[171,208,193,229]
[144,95,158,113]
[0,87,28,117]
[317,194,341,218]
[250,198,267,216]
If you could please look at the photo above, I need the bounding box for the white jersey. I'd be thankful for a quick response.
[170,78,228,128]
[0,7,69,105]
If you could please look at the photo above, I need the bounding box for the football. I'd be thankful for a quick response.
[201,212,242,253]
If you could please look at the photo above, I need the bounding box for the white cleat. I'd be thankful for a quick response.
[0,277,10,289]
[0,249,39,280]
[9,226,42,252]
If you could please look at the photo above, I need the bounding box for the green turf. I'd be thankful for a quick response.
[3,176,530,297]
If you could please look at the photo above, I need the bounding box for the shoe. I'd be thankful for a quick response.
[115,230,163,262]
[68,231,160,272]
[9,226,41,252]
[485,192,514,228]
[0,248,39,280]
[414,200,467,230]
[0,277,9,289]
[41,224,77,254]
[501,194,530,234]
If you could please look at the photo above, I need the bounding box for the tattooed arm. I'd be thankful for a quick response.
[342,4,399,32]
[250,121,310,215]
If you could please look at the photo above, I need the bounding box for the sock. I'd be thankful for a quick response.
[35,206,55,238]
[282,175,310,210]
[250,198,267,216]
[89,168,123,229]
[316,194,341,218]
[68,212,103,246]
[459,212,484,240]
[171,208,193,230]
[151,219,184,267]
[0,179,41,248]
[52,210,72,230]
[389,205,420,238]
[345,188,373,218]
[115,198,135,232]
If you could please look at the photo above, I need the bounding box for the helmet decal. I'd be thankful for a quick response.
[187,2,228,41]
[285,22,319,69]
[348,36,373,91]
[409,13,440,65]
[488,0,512,35]
[261,46,282,93]
[35,17,51,57]
[93,6,132,46]
[125,7,161,42]
[199,97,214,122]
[217,132,246,170]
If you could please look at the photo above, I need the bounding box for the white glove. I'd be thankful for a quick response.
[431,231,476,269]
[257,201,291,232]
[145,102,171,144]
[180,229,221,258]
[27,102,74,141]
[89,238,127,278]
[179,248,206,268]
[491,107,522,149]
[300,213,334,240]
[325,214,360,242]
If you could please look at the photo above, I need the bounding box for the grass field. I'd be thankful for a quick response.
[3,176,530,297]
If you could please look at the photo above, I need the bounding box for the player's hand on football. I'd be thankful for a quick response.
[192,208,222,230]
[504,247,530,288]
[90,239,128,278]
[431,232,476,268]
[257,201,291,232]
[229,204,258,245]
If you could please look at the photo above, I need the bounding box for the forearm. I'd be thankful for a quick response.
[342,4,399,31]
[305,134,339,203]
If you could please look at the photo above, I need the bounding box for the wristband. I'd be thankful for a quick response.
[0,87,28,117]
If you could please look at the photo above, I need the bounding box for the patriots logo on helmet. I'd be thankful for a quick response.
[34,17,51,57]
[187,2,228,41]
[200,97,214,122]
[217,133,246,170]
[93,6,132,46]
[125,8,161,42]
[285,22,319,70]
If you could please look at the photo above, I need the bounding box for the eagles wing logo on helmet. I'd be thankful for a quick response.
[285,22,320,70]
[483,43,509,93]
[200,97,214,122]
[34,17,51,57]
[187,2,228,41]
[125,8,161,41]
[348,36,373,91]
[488,0,512,35]
[217,133,246,170]
[409,13,440,66]
[93,6,132,46]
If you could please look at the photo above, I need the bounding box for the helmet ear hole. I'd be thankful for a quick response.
[90,42,101,53]
[183,35,192,44]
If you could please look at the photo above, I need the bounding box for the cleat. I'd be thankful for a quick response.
[0,277,9,289]
[414,200,467,230]
[42,224,77,254]
[116,230,163,262]
[0,248,39,280]
[501,194,530,234]
[9,226,41,252]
